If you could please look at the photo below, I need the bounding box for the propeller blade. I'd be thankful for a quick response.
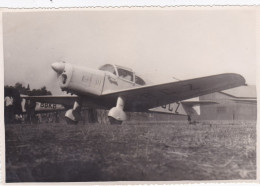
[51,62,65,74]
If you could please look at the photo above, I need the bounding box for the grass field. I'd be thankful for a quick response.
[5,121,256,182]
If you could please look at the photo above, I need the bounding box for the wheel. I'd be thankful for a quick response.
[108,116,123,125]
[65,117,78,125]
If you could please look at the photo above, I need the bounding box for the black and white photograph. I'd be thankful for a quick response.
[2,8,257,182]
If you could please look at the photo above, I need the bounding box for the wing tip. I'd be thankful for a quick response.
[226,73,246,86]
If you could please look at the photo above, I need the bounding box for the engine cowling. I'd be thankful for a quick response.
[52,62,105,96]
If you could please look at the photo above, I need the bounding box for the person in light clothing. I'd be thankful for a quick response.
[4,96,14,124]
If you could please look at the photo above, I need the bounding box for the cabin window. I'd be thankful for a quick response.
[135,75,146,85]
[99,64,116,75]
[117,68,134,82]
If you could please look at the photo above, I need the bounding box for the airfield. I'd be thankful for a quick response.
[5,119,256,182]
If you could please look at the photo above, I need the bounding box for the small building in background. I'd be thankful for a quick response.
[199,85,257,121]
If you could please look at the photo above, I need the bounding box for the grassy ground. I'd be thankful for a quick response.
[5,121,256,182]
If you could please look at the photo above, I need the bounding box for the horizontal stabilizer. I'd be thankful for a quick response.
[231,98,257,104]
[181,100,218,106]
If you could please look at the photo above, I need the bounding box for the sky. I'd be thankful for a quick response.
[3,8,257,95]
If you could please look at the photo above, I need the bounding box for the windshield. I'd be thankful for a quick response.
[99,64,116,75]
[135,75,146,85]
[117,68,134,82]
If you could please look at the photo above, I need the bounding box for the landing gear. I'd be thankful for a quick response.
[64,97,127,125]
[65,101,81,124]
[108,97,127,125]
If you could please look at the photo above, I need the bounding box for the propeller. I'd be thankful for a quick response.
[51,62,65,75]
[51,61,69,86]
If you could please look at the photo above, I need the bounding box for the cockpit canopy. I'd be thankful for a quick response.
[99,64,146,85]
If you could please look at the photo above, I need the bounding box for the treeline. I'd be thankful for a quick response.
[5,82,52,97]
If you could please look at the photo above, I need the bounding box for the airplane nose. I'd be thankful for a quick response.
[51,62,65,74]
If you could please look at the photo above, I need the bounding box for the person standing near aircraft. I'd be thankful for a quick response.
[25,99,36,124]
[187,115,192,124]
[4,96,14,124]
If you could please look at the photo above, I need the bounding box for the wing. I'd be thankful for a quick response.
[21,95,78,106]
[100,73,245,112]
[21,95,106,109]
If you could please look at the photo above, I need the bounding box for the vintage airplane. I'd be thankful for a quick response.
[24,62,246,124]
